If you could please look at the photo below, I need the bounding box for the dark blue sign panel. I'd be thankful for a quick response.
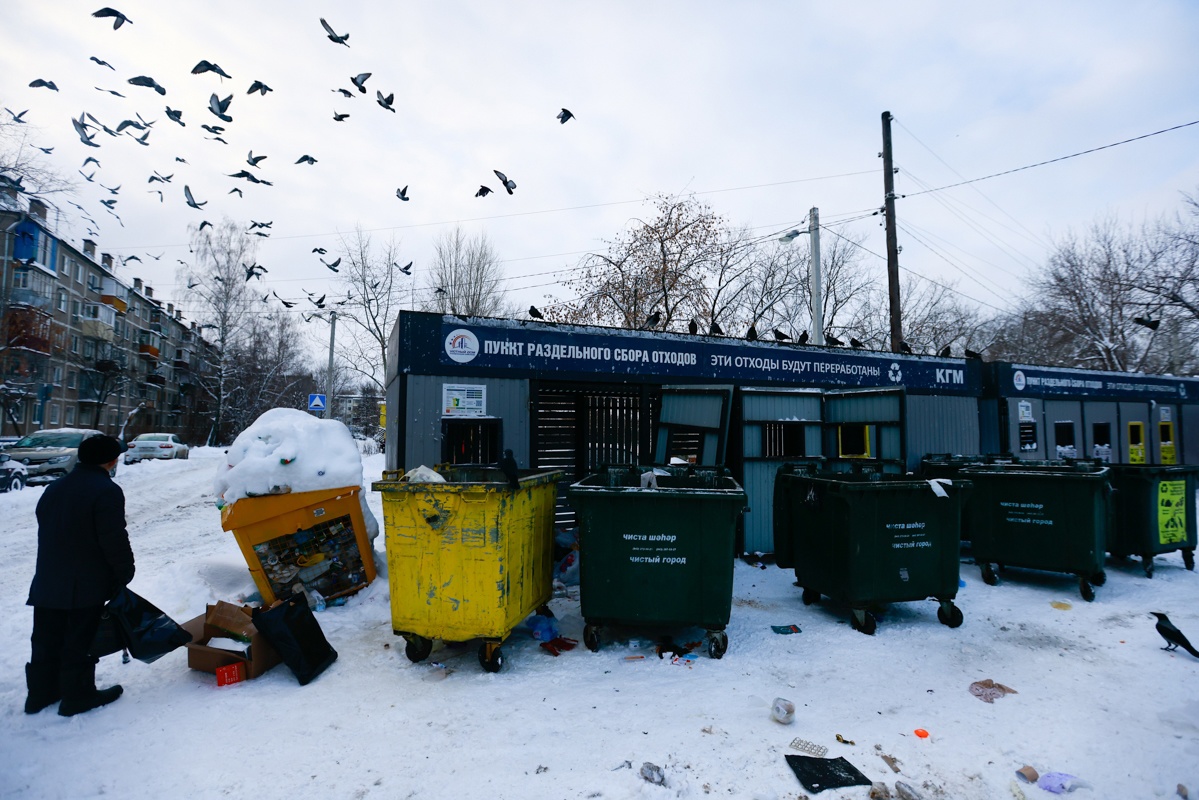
[401,314,982,395]
[995,363,1197,401]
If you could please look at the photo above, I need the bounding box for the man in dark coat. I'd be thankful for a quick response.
[26,434,134,716]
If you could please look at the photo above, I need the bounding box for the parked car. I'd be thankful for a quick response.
[0,452,27,492]
[5,428,104,482]
[124,433,190,463]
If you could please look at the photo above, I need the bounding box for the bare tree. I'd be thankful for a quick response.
[852,274,988,355]
[334,227,413,391]
[0,119,73,197]
[422,226,512,317]
[179,219,255,444]
[222,309,310,432]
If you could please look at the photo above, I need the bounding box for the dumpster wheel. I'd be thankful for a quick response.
[801,588,821,606]
[936,601,964,629]
[1091,570,1107,586]
[1184,549,1195,571]
[707,631,728,659]
[404,635,433,663]
[980,564,998,586]
[478,641,504,673]
[850,609,877,636]
[583,624,600,653]
[1078,578,1095,603]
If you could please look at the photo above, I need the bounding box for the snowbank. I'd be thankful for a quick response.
[213,408,378,539]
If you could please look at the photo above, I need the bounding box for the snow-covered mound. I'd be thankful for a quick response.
[214,408,379,539]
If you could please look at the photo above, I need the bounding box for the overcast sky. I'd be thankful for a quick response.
[4,1,1198,337]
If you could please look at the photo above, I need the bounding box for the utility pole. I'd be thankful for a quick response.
[808,207,825,346]
[881,110,903,353]
[324,310,336,420]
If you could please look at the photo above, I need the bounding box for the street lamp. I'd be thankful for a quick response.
[779,207,825,346]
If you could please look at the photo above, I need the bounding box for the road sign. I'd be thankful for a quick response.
[308,393,327,412]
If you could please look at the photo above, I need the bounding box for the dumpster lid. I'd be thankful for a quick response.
[220,485,361,530]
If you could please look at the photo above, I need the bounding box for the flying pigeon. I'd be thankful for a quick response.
[493,170,516,194]
[192,60,232,79]
[312,247,327,255]
[557,108,574,124]
[72,112,100,147]
[207,136,228,144]
[147,190,163,202]
[92,7,132,29]
[30,79,60,91]
[83,157,100,169]
[475,185,493,197]
[249,220,273,229]
[1134,316,1161,331]
[247,80,272,96]
[165,107,184,125]
[183,185,206,209]
[86,113,119,136]
[376,91,395,112]
[228,170,272,185]
[243,263,267,281]
[80,170,96,182]
[333,88,353,98]
[99,182,120,195]
[351,73,371,93]
[321,257,341,272]
[529,305,544,320]
[396,261,412,275]
[129,128,150,146]
[175,156,188,163]
[396,185,409,201]
[247,151,267,168]
[35,146,53,154]
[208,93,233,122]
[198,220,212,230]
[295,154,317,165]
[94,87,125,97]
[127,75,166,95]
[6,108,28,123]
[229,187,243,197]
[320,18,349,46]
[99,198,117,209]
[273,291,296,308]
[90,56,115,69]
[333,111,349,122]
[201,124,224,134]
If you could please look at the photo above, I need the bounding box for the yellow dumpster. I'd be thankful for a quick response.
[220,486,377,605]
[371,466,564,672]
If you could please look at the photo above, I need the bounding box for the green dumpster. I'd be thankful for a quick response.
[1107,464,1198,577]
[961,462,1111,601]
[918,454,1015,542]
[567,466,747,658]
[773,466,969,635]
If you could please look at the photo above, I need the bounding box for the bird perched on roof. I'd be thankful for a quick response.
[29,79,59,91]
[493,170,516,195]
[247,80,272,96]
[899,341,914,355]
[529,305,544,320]
[92,7,132,28]
[643,311,661,330]
[1152,613,1199,658]
[499,449,520,491]
[320,17,350,46]
[746,324,758,341]
[826,334,844,347]
[938,345,952,358]
[557,108,574,124]
[476,185,493,198]
[964,348,983,360]
[773,328,790,342]
[688,319,698,335]
[709,321,723,336]
[797,330,809,345]
[850,337,865,349]
[396,185,409,201]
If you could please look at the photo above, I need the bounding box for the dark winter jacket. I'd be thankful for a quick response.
[27,463,135,609]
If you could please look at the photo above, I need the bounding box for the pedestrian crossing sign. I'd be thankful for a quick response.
[308,393,327,412]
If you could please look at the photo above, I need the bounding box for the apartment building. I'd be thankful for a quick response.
[0,183,218,443]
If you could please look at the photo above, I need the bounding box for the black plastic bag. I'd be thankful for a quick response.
[91,588,192,664]
[251,593,337,685]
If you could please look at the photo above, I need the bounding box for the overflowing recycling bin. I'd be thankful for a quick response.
[1107,464,1198,577]
[961,462,1110,600]
[220,486,377,606]
[372,465,563,673]
[567,466,747,658]
[773,464,968,635]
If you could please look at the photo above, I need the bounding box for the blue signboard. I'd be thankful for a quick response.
[308,393,327,412]
[397,313,983,395]
[994,363,1196,401]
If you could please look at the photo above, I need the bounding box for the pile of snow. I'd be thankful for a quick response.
[214,408,378,539]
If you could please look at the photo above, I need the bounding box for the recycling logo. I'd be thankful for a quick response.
[888,362,903,383]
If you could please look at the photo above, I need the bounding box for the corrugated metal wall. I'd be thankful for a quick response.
[403,375,529,471]
[905,395,981,470]
[823,393,901,423]
[1184,405,1199,465]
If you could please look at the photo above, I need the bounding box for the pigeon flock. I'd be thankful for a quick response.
[8,7,578,315]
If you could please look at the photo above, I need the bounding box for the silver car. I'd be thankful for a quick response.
[5,428,104,482]
[124,433,190,463]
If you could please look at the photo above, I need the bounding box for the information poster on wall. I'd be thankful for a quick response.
[1158,480,1187,545]
[442,384,486,417]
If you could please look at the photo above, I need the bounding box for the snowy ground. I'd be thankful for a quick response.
[1,448,1197,800]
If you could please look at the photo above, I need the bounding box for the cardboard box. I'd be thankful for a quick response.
[183,602,282,680]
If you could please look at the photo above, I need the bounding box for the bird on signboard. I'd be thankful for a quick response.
[1151,613,1199,658]
[964,348,983,360]
[899,340,914,355]
[825,333,844,347]
[642,310,661,330]
[499,449,520,491]
[851,337,865,349]
[746,324,758,342]
[772,328,791,342]
[529,305,544,320]
[796,330,809,345]
[708,321,723,336]
[938,345,952,358]
[688,319,698,335]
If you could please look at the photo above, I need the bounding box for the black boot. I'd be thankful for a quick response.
[24,662,60,713]
[58,666,122,717]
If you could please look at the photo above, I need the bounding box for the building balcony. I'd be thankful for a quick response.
[5,307,53,354]
[9,287,53,310]
[138,344,159,360]
[100,278,129,314]
[144,373,167,386]
[81,319,115,342]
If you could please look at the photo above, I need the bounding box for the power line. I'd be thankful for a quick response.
[903,118,1199,197]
